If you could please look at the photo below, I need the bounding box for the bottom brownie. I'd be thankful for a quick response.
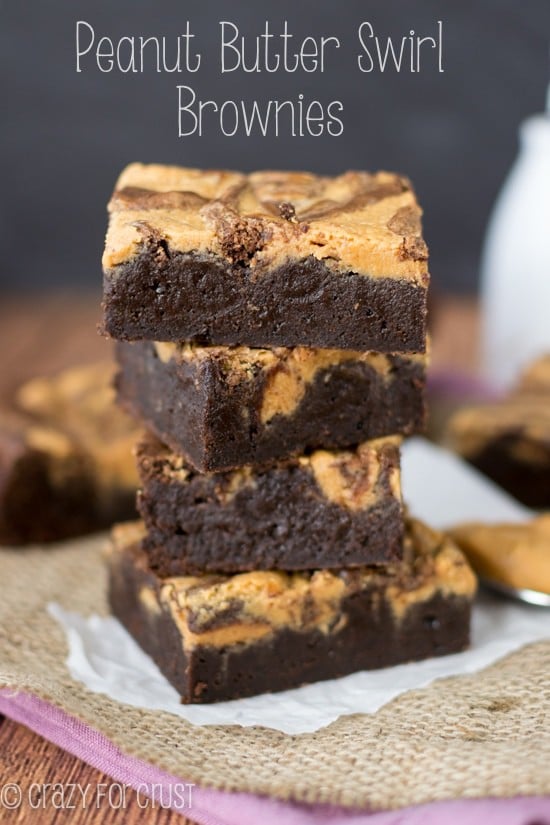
[106,519,476,703]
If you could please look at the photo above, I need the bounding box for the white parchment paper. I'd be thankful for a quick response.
[50,438,550,734]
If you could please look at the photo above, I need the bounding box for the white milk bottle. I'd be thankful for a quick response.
[481,88,550,390]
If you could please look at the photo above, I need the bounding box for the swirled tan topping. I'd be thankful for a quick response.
[304,439,402,511]
[144,435,401,510]
[259,350,392,424]
[103,163,429,283]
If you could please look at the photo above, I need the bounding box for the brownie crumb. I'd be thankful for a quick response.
[398,236,429,262]
[132,221,171,266]
[387,205,421,237]
[201,202,265,263]
[278,201,296,221]
[386,207,428,262]
[187,599,245,633]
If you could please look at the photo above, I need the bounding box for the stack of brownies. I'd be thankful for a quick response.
[102,163,475,703]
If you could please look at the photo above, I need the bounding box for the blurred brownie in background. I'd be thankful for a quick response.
[446,353,550,508]
[0,362,139,545]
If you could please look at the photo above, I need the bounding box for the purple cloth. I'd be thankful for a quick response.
[0,690,549,824]
[427,369,502,401]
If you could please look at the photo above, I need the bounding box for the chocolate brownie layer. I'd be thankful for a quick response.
[136,434,404,573]
[102,164,429,350]
[116,341,426,472]
[106,519,476,703]
[104,253,427,351]
[0,363,139,545]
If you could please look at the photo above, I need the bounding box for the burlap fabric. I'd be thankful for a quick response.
[0,536,549,811]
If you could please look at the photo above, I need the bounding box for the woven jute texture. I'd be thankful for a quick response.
[1,536,549,811]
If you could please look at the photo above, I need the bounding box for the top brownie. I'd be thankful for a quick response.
[102,164,429,351]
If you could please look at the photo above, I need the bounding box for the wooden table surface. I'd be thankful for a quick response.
[0,292,480,824]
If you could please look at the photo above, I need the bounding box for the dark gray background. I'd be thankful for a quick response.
[2,0,549,294]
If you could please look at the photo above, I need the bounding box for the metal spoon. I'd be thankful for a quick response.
[481,577,550,607]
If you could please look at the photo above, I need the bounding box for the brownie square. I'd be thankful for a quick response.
[102,164,429,351]
[446,353,550,508]
[0,411,98,545]
[0,363,139,545]
[136,433,405,574]
[115,340,426,472]
[106,519,476,703]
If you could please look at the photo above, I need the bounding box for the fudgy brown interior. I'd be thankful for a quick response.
[135,434,405,573]
[103,251,427,350]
